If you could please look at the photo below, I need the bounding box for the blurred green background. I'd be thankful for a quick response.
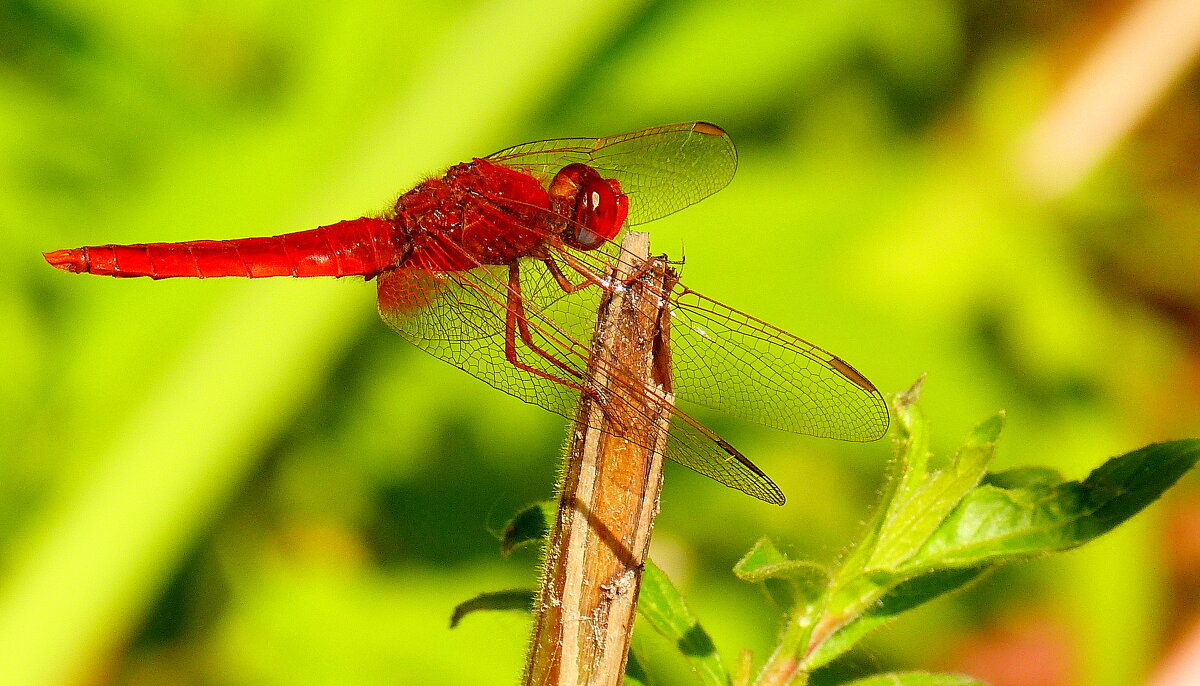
[3,1,1200,685]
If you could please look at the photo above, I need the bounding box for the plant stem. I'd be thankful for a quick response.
[523,232,675,686]
[754,612,811,686]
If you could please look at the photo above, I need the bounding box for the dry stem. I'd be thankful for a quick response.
[523,231,674,686]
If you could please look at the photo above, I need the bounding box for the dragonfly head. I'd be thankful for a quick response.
[548,163,629,250]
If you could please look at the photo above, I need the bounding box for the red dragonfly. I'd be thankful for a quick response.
[44,122,887,505]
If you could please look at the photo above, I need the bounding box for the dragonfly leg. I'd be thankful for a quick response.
[547,246,659,295]
[539,256,595,294]
[535,251,668,431]
[503,262,603,403]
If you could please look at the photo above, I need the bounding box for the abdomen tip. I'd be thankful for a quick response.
[44,248,85,272]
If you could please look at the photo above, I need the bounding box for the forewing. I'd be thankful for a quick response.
[670,288,890,441]
[486,122,737,226]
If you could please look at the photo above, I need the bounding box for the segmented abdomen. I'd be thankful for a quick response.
[43,217,402,279]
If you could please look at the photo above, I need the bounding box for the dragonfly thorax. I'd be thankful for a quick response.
[390,159,555,271]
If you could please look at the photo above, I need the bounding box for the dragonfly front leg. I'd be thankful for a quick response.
[543,247,660,296]
[503,262,601,401]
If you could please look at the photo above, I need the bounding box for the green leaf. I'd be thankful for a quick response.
[734,538,830,611]
[865,411,1003,573]
[497,501,555,556]
[982,466,1063,489]
[448,589,535,628]
[625,647,653,686]
[637,559,728,686]
[809,439,1199,669]
[800,383,1199,674]
[810,394,1004,669]
[839,671,987,686]
[836,380,999,583]
[902,439,1200,571]
[1082,440,1200,532]
[807,568,986,669]
[836,381,928,577]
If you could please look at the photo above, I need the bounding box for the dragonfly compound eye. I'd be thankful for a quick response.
[549,164,630,251]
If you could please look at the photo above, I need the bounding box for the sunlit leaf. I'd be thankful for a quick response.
[796,386,1198,676]
[734,537,829,612]
[903,439,1200,571]
[865,408,1002,573]
[637,559,728,686]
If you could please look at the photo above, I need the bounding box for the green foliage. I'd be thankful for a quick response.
[637,559,728,686]
[736,383,1198,683]
[497,501,556,556]
[626,649,653,686]
[462,382,1198,685]
[733,538,829,616]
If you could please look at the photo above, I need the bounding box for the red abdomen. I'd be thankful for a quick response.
[44,217,403,279]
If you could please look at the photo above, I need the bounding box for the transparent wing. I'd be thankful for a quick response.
[669,289,890,441]
[550,244,890,441]
[376,244,785,505]
[486,122,737,226]
[376,257,596,417]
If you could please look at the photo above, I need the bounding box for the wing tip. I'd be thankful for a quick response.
[692,121,728,138]
[712,436,787,505]
[827,356,878,394]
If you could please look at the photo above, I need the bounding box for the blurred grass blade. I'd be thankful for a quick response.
[0,2,644,685]
[624,646,653,686]
[450,589,536,628]
[0,282,364,686]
